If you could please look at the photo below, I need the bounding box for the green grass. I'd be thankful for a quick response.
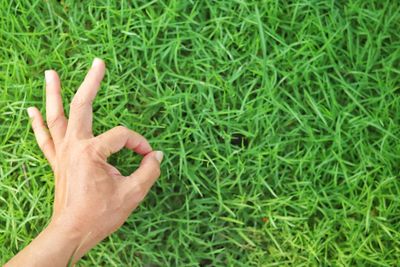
[1,0,400,266]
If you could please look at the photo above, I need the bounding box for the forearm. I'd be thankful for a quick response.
[5,222,82,267]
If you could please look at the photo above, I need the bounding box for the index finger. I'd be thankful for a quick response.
[94,126,152,158]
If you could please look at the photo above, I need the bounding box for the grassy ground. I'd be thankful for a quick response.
[1,0,400,266]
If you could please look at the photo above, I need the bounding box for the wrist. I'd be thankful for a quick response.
[44,219,85,262]
[5,218,85,267]
[48,216,83,240]
[47,216,95,261]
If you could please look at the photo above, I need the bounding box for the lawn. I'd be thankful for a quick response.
[1,0,400,266]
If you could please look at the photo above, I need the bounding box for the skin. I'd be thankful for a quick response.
[5,58,163,266]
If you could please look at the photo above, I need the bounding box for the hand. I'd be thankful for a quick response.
[6,58,163,266]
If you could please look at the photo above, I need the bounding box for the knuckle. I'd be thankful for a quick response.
[80,141,96,153]
[39,138,53,151]
[71,96,89,110]
[134,183,143,194]
[31,121,39,131]
[56,141,68,153]
[80,140,103,158]
[46,115,64,130]
[114,125,128,133]
[133,185,147,203]
[123,181,147,204]
[136,193,146,203]
[147,157,161,177]
[154,166,161,178]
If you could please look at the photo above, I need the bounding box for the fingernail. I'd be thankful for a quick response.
[27,107,35,118]
[91,58,103,68]
[154,151,163,163]
[44,70,52,84]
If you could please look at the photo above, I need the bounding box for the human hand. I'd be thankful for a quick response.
[7,58,163,265]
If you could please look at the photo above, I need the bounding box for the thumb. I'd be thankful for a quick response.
[121,151,163,203]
